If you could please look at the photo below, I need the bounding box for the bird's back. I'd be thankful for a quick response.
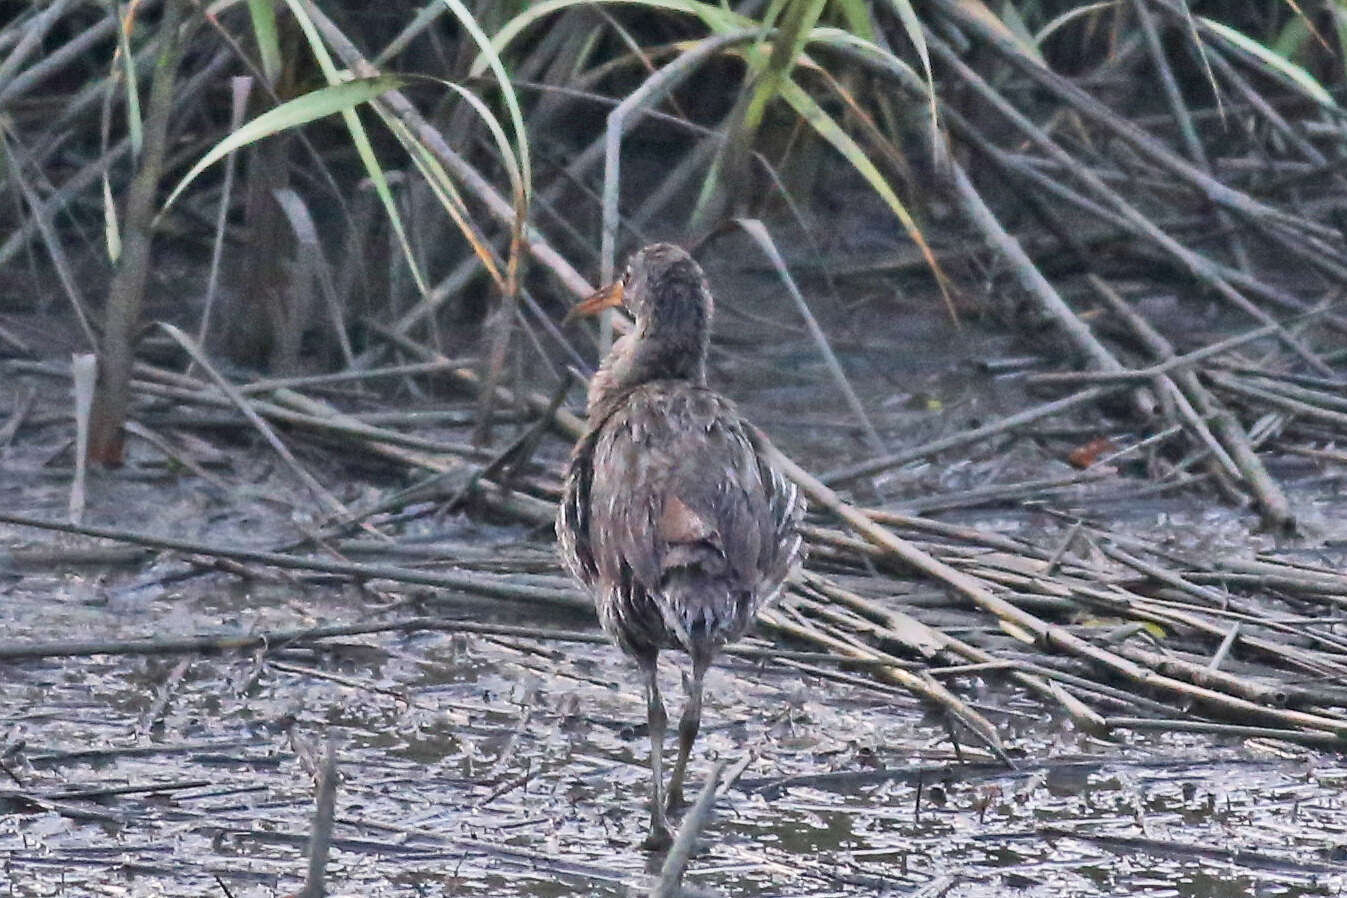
[558,382,804,657]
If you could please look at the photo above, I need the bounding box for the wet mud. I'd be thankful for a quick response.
[5,252,1347,896]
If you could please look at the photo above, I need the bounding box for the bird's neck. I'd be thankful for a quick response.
[586,323,708,420]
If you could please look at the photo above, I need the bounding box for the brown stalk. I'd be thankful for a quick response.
[758,434,1347,739]
[87,0,188,464]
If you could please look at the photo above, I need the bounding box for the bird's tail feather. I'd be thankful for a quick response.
[656,565,748,653]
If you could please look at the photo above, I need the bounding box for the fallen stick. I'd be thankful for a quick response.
[650,761,727,898]
[946,158,1153,418]
[756,432,1347,739]
[299,740,338,898]
[0,609,931,672]
[364,320,586,439]
[805,575,1112,735]
[1024,321,1281,386]
[0,512,591,613]
[925,29,1341,367]
[760,603,1008,759]
[822,387,1115,484]
[159,324,352,520]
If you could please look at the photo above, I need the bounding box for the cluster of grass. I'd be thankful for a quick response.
[0,1,1343,480]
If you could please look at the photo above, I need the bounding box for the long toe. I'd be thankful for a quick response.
[641,823,674,852]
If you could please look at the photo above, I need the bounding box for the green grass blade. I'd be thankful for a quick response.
[115,3,143,158]
[801,28,923,95]
[246,0,283,84]
[759,0,789,29]
[944,0,1045,66]
[476,0,746,75]
[832,0,876,39]
[424,75,523,211]
[162,75,404,211]
[695,0,820,226]
[1034,1,1119,46]
[776,77,914,237]
[1336,7,1347,85]
[381,107,506,291]
[436,0,531,200]
[996,1,1038,58]
[776,76,955,320]
[1200,16,1336,107]
[742,0,825,137]
[1271,14,1309,59]
[281,0,430,296]
[1273,0,1333,55]
[371,77,517,291]
[881,0,937,143]
[103,173,122,263]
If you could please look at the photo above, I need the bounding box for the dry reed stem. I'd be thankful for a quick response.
[758,432,1347,739]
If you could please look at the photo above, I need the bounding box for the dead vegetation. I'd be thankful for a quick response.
[3,0,1347,892]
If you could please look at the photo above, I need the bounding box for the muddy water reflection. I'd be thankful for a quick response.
[4,569,1346,895]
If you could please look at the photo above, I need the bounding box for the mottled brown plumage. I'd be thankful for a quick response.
[557,243,805,850]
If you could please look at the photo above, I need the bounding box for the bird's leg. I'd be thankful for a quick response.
[665,650,710,813]
[639,653,673,851]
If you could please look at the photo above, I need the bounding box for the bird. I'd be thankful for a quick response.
[557,242,805,850]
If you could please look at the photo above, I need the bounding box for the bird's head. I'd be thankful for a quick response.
[567,243,713,337]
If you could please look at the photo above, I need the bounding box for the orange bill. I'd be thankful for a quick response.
[563,280,624,323]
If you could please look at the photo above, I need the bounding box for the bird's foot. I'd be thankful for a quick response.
[641,823,674,852]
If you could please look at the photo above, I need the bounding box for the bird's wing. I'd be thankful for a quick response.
[557,425,602,587]
[586,384,800,595]
[744,424,807,590]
